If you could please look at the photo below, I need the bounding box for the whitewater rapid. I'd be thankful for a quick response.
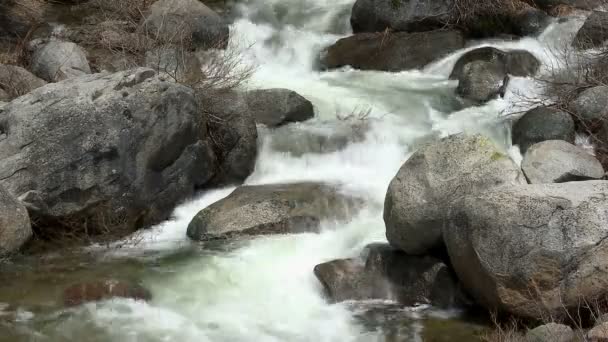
[5,1,591,341]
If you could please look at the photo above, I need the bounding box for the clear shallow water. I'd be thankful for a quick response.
[0,1,589,341]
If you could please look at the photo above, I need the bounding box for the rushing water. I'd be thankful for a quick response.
[0,1,590,341]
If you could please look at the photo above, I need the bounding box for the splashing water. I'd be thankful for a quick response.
[0,1,590,341]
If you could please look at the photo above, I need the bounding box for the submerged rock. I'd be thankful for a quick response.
[320,30,465,72]
[144,0,229,50]
[0,184,32,256]
[30,40,91,82]
[314,243,464,307]
[187,183,360,240]
[384,134,526,255]
[444,181,608,319]
[522,140,604,184]
[63,279,151,306]
[261,121,369,156]
[245,88,314,127]
[350,0,454,33]
[573,11,608,49]
[512,106,576,154]
[0,68,218,237]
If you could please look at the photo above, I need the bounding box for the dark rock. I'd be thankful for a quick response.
[0,184,31,256]
[513,7,552,37]
[187,183,360,240]
[456,60,508,103]
[450,47,540,80]
[350,0,454,34]
[314,243,464,307]
[314,258,376,302]
[63,279,151,306]
[246,89,314,127]
[201,90,258,184]
[363,243,465,307]
[30,40,91,82]
[444,181,608,320]
[0,68,217,237]
[384,134,526,255]
[144,0,229,50]
[321,30,465,72]
[573,11,608,49]
[522,140,604,184]
[512,106,576,154]
[452,47,539,103]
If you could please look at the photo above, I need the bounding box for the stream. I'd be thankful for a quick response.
[0,0,588,341]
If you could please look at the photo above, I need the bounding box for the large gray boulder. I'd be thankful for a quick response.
[245,89,314,127]
[320,30,465,72]
[314,243,464,307]
[199,90,258,184]
[512,107,576,154]
[187,183,360,240]
[0,184,32,256]
[0,64,46,99]
[449,47,540,80]
[573,11,608,49]
[0,68,218,237]
[569,86,608,124]
[350,0,454,33]
[30,40,91,82]
[522,140,604,184]
[444,181,608,319]
[384,134,526,255]
[145,47,203,85]
[145,0,229,50]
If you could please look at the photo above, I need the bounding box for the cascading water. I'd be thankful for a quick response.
[0,1,590,341]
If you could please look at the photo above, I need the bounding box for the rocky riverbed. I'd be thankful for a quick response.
[1,0,608,341]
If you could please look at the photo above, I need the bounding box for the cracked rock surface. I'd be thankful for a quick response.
[0,68,217,235]
[444,180,608,319]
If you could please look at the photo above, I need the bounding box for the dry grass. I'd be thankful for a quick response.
[536,46,608,169]
[68,0,252,90]
[451,0,539,37]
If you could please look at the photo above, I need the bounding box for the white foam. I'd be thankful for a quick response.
[72,0,579,340]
